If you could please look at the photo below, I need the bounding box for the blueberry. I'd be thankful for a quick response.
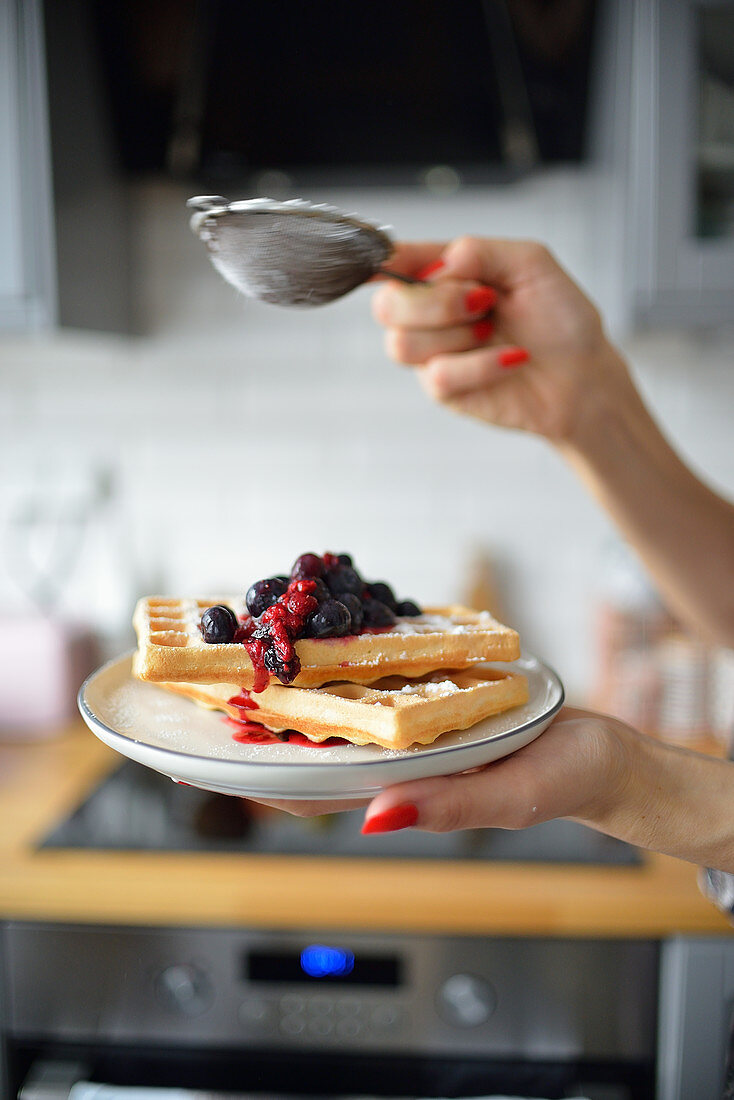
[366,581,397,611]
[291,553,324,580]
[310,577,331,603]
[246,577,287,618]
[337,553,353,567]
[362,598,397,628]
[306,599,352,638]
[326,565,363,598]
[396,599,422,617]
[200,604,238,644]
[340,593,363,632]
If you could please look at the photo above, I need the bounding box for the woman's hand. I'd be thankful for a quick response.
[359,707,630,835]
[373,235,734,647]
[248,709,734,872]
[360,710,734,873]
[247,707,629,831]
[372,237,635,446]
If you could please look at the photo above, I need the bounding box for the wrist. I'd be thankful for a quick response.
[578,723,734,871]
[578,723,664,841]
[570,716,643,835]
[558,342,645,461]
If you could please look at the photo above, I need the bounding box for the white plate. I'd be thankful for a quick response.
[78,653,564,800]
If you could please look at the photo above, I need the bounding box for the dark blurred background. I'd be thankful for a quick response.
[82,0,596,182]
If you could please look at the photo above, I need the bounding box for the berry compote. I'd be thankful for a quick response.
[200,551,421,690]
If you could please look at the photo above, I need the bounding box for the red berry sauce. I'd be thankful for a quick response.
[226,715,347,748]
[228,690,259,714]
[235,578,319,692]
[227,718,280,743]
[226,690,348,747]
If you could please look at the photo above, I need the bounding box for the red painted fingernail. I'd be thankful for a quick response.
[473,319,494,342]
[416,259,445,280]
[465,286,497,314]
[498,347,529,368]
[361,803,419,835]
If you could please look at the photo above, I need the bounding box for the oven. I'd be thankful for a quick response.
[3,923,658,1100]
[0,759,682,1100]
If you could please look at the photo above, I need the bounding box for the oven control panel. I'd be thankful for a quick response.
[238,990,407,1042]
[3,922,658,1059]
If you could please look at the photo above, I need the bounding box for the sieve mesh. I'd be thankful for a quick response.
[189,197,395,307]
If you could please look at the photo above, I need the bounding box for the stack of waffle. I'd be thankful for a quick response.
[133,597,528,751]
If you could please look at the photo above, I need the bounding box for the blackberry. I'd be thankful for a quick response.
[264,647,301,684]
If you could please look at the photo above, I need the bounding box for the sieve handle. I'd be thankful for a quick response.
[377,268,422,286]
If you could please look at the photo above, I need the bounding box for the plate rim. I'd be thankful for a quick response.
[78,650,565,775]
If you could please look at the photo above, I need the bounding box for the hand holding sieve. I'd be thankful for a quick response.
[187,195,420,307]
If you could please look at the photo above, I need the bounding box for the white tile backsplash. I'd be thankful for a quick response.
[2,175,733,699]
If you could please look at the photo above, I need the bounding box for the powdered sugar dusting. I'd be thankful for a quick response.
[396,679,460,696]
[391,612,497,635]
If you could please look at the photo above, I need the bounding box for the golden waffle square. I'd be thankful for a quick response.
[132,597,521,690]
[157,665,529,751]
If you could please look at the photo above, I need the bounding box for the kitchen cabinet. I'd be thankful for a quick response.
[0,0,133,334]
[0,0,55,329]
[597,0,734,328]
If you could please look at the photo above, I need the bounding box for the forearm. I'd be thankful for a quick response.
[577,725,734,872]
[559,344,734,647]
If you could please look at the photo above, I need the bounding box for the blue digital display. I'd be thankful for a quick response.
[245,947,399,985]
[300,944,355,979]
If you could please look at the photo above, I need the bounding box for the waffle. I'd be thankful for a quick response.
[157,665,529,750]
[133,598,521,690]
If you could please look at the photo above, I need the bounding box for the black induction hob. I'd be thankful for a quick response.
[41,760,640,865]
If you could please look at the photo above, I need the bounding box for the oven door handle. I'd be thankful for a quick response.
[18,1062,221,1100]
[18,1063,256,1100]
[18,1061,88,1100]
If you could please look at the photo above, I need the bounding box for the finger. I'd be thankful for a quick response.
[244,796,368,817]
[361,757,542,834]
[386,319,496,365]
[419,345,529,401]
[361,709,605,835]
[440,236,557,291]
[373,240,448,281]
[372,279,498,329]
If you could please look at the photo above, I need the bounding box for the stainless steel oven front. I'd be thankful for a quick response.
[2,921,657,1100]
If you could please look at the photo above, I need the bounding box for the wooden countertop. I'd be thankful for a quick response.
[0,723,731,938]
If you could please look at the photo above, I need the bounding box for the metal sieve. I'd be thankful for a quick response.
[187,195,419,307]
